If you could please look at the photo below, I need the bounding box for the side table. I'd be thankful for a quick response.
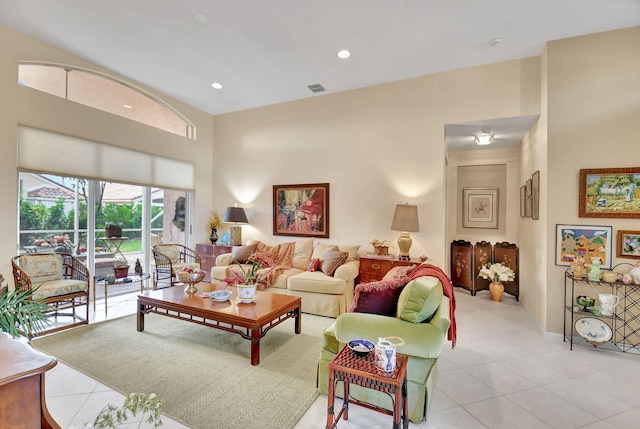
[93,274,151,316]
[359,256,421,283]
[327,345,408,429]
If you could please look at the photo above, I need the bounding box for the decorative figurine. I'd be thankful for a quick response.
[588,257,602,282]
[135,258,143,277]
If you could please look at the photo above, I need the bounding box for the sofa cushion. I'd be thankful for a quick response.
[349,277,409,316]
[396,276,443,323]
[31,278,87,300]
[338,245,361,262]
[19,254,63,283]
[292,238,314,270]
[156,245,179,263]
[307,258,321,272]
[231,243,257,263]
[383,264,417,281]
[321,251,348,276]
[288,271,346,295]
[312,243,338,260]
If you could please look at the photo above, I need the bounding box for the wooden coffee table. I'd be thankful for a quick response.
[137,283,301,365]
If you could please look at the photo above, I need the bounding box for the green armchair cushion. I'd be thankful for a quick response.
[396,276,443,323]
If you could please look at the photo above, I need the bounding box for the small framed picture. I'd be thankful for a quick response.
[520,185,526,217]
[463,188,498,229]
[555,224,613,268]
[532,170,540,220]
[525,179,532,218]
[616,230,640,259]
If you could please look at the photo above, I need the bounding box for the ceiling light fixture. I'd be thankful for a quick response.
[489,38,502,48]
[122,104,133,109]
[337,49,351,59]
[211,82,223,89]
[475,132,494,145]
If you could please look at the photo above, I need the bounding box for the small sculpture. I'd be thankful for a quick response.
[135,258,143,277]
[588,257,602,282]
[628,262,640,285]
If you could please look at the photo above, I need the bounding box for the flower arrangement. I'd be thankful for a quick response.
[478,262,515,283]
[223,255,275,287]
[207,211,221,230]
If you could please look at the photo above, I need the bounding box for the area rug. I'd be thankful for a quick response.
[31,312,335,429]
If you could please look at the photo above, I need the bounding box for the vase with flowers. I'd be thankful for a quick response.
[223,255,275,303]
[207,211,221,244]
[478,262,515,302]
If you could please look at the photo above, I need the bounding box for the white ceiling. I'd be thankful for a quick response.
[1,1,639,146]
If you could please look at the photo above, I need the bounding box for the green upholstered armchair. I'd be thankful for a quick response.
[317,275,451,423]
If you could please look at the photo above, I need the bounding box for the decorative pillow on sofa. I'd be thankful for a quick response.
[349,277,409,316]
[321,250,348,276]
[338,244,361,262]
[311,243,338,260]
[382,264,417,281]
[396,276,444,323]
[307,258,321,272]
[231,243,257,263]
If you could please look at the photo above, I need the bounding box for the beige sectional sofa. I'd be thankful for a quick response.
[211,238,360,317]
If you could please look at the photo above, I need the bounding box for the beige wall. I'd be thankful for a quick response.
[0,24,215,277]
[545,26,640,333]
[213,59,533,265]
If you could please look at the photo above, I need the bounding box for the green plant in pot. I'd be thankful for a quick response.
[0,275,50,337]
[85,392,163,429]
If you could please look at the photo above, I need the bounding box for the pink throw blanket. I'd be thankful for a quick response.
[409,264,457,349]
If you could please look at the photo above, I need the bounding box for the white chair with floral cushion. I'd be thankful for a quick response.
[152,244,201,289]
[11,252,89,337]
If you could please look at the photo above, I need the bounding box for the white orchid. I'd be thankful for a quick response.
[478,262,515,283]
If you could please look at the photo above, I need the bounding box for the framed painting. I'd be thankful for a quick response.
[525,178,532,218]
[520,185,526,217]
[532,170,540,220]
[462,188,498,229]
[616,230,640,259]
[579,167,640,218]
[273,183,329,238]
[555,224,613,269]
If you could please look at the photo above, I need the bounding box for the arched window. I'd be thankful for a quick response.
[18,62,195,139]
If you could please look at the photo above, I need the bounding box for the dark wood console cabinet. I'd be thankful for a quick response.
[358,256,421,283]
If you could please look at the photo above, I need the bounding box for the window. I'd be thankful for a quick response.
[18,63,195,138]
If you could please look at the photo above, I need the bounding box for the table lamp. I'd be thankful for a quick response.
[222,205,248,246]
[390,204,419,260]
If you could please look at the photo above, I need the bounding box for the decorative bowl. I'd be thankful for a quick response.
[209,290,232,302]
[576,295,596,311]
[602,271,620,283]
[177,271,205,284]
[347,339,375,357]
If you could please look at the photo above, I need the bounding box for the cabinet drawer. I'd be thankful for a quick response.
[359,258,393,275]
[359,272,383,283]
[196,244,213,256]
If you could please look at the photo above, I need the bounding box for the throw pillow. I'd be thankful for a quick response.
[349,277,409,316]
[396,276,443,323]
[307,257,321,272]
[292,238,314,270]
[382,264,417,281]
[231,243,257,263]
[312,243,338,260]
[338,244,361,262]
[321,250,348,276]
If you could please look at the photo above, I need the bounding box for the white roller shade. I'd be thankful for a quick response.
[17,126,194,190]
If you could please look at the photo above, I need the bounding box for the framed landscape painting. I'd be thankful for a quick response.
[555,224,613,269]
[616,230,640,259]
[462,188,498,229]
[273,183,329,238]
[579,167,640,218]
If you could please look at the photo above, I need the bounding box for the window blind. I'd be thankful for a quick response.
[17,126,194,191]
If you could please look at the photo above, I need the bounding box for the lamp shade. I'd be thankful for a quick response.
[390,204,419,232]
[222,206,248,224]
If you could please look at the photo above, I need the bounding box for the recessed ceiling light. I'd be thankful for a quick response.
[211,82,223,89]
[337,49,351,59]
[194,14,208,24]
[122,104,133,109]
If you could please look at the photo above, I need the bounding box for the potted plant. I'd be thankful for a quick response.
[0,275,50,337]
[85,392,163,429]
[478,262,515,302]
[223,256,275,302]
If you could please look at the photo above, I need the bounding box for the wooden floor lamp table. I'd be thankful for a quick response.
[326,345,408,429]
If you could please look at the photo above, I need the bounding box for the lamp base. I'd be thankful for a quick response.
[230,225,242,246]
[397,232,412,261]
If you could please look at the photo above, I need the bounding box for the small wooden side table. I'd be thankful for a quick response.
[326,345,408,429]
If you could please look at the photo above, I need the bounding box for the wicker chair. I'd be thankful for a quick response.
[11,253,89,337]
[152,244,202,289]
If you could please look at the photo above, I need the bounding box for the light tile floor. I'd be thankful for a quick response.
[44,290,640,428]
